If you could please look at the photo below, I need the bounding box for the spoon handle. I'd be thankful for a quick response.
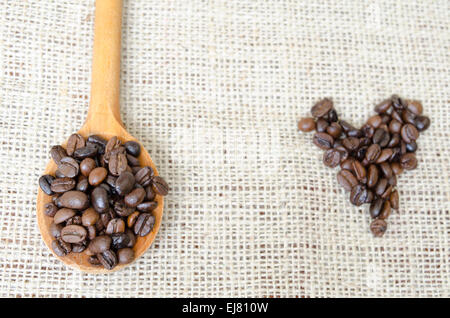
[86,0,123,126]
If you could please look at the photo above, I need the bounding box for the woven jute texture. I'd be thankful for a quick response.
[0,0,449,297]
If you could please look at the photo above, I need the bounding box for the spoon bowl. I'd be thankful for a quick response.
[36,0,163,273]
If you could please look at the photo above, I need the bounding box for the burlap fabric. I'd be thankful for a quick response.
[0,0,448,298]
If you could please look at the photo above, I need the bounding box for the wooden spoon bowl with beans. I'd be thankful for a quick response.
[36,0,166,273]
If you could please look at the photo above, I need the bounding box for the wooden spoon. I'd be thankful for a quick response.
[36,0,164,273]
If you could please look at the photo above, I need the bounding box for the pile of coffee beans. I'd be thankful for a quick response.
[39,134,169,269]
[298,95,430,237]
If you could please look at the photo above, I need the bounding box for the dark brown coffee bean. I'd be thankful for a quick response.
[91,187,109,213]
[113,200,135,217]
[81,208,99,226]
[379,162,393,179]
[365,144,381,163]
[97,250,118,270]
[44,202,58,217]
[124,188,146,207]
[388,120,402,134]
[127,211,140,228]
[88,235,111,254]
[376,148,393,164]
[105,218,125,235]
[134,213,156,236]
[72,241,88,253]
[347,129,362,138]
[52,238,72,256]
[381,184,393,200]
[373,128,390,148]
[313,132,334,150]
[326,122,342,138]
[53,195,63,208]
[58,157,80,178]
[414,116,430,131]
[352,160,367,183]
[88,255,101,266]
[66,215,82,225]
[135,166,154,187]
[400,153,418,170]
[311,98,333,118]
[50,177,76,193]
[123,141,141,157]
[400,141,407,155]
[379,201,391,219]
[50,222,63,238]
[374,99,392,114]
[73,146,98,160]
[117,248,134,265]
[80,158,96,177]
[350,184,369,206]
[367,165,379,188]
[88,167,108,186]
[401,124,419,143]
[355,146,368,161]
[50,145,67,165]
[339,120,355,133]
[125,229,136,248]
[390,190,399,210]
[108,149,127,176]
[370,198,384,218]
[87,225,96,240]
[406,100,423,115]
[340,158,355,171]
[115,171,135,196]
[137,201,158,213]
[391,94,407,110]
[370,219,387,237]
[336,170,358,192]
[76,175,89,192]
[325,109,338,122]
[342,137,360,152]
[298,118,316,132]
[39,175,55,195]
[111,233,130,250]
[402,109,416,125]
[105,136,121,157]
[53,208,76,224]
[367,115,382,128]
[323,149,341,168]
[387,133,401,148]
[375,178,388,197]
[405,141,417,153]
[334,146,348,163]
[66,134,85,156]
[55,170,65,178]
[126,154,140,167]
[87,135,107,153]
[315,118,329,133]
[361,124,375,138]
[61,225,87,243]
[388,174,397,186]
[152,176,169,196]
[391,162,403,175]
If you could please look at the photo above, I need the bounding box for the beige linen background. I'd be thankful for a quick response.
[0,0,449,297]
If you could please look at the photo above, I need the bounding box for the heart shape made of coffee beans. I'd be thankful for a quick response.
[298,95,431,237]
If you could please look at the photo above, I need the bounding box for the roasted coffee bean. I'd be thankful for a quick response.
[391,94,407,110]
[337,170,358,192]
[53,208,76,224]
[39,174,55,195]
[379,162,393,179]
[134,213,156,236]
[105,175,117,189]
[400,141,407,155]
[113,200,135,217]
[145,186,156,201]
[88,255,101,266]
[374,99,392,114]
[401,124,419,143]
[352,160,367,183]
[126,154,140,167]
[402,109,416,125]
[350,184,369,206]
[375,148,393,164]
[108,149,127,176]
[44,202,58,217]
[115,171,135,196]
[81,208,100,227]
[72,241,88,253]
[388,120,402,134]
[359,137,371,148]
[59,190,89,210]
[88,167,108,186]
[87,135,107,154]
[380,114,391,125]
[311,98,333,118]
[313,132,334,150]
[367,165,379,188]
[334,146,349,163]
[388,174,397,186]
[87,225,96,240]
[390,190,399,210]
[117,248,134,265]
[124,188,146,207]
[365,144,381,163]
[361,158,370,167]
[390,147,401,162]
[373,128,390,148]
[53,195,63,208]
[340,158,355,172]
[55,170,65,178]
[342,137,359,152]
[97,250,118,270]
[365,189,374,204]
[91,187,109,213]
[370,219,387,237]
[127,211,140,228]
[111,233,130,250]
[73,146,98,160]
[52,238,72,256]
[355,146,367,161]
[315,118,329,133]
[323,149,341,168]
[124,141,141,157]
[375,178,388,197]
[400,153,418,170]
[61,225,87,243]
[50,222,63,238]
[125,229,136,248]
[326,122,342,138]
[381,184,393,200]
[406,100,423,115]
[391,110,403,123]
[66,134,85,156]
[347,129,362,138]
[367,115,382,128]
[50,177,76,193]
[387,133,401,148]
[135,166,154,187]
[58,157,79,178]
[88,235,111,254]
[370,198,384,218]
[76,175,89,192]
[137,201,158,213]
[405,141,417,153]
[105,136,121,157]
[379,201,391,220]
[100,212,112,229]
[50,145,67,166]
[65,215,82,225]
[105,218,125,235]
[152,176,169,196]
[361,125,375,139]
[414,116,430,131]
[391,162,403,175]
[80,158,96,177]
[339,120,355,133]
